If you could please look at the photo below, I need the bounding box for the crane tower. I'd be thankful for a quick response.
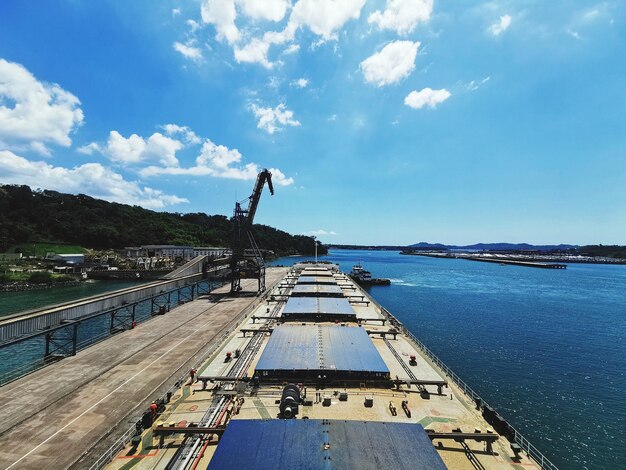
[230,169,274,293]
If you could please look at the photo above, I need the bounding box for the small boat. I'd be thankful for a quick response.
[349,263,390,286]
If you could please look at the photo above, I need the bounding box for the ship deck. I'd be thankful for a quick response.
[99,264,541,470]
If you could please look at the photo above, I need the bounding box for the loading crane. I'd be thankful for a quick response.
[230,169,274,293]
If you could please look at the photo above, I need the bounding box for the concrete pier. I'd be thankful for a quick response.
[464,257,567,269]
[0,268,287,470]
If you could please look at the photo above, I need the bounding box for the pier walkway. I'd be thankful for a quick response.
[0,268,287,470]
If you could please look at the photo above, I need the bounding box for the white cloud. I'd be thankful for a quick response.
[142,133,182,167]
[173,41,203,60]
[489,14,512,36]
[199,0,291,49]
[81,125,292,185]
[140,139,294,186]
[172,8,181,16]
[240,0,289,22]
[360,40,420,87]
[0,58,83,150]
[234,38,273,68]
[186,19,201,33]
[77,142,102,155]
[283,44,300,55]
[368,0,433,35]
[404,88,451,109]
[201,0,240,44]
[268,167,294,186]
[306,229,337,236]
[162,123,201,145]
[106,131,148,164]
[29,142,52,157]
[249,103,300,134]
[84,131,182,167]
[290,0,366,40]
[0,150,187,209]
[201,0,365,68]
[291,78,309,88]
[197,139,243,169]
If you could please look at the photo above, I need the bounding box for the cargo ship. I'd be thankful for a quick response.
[349,263,391,285]
[94,263,552,470]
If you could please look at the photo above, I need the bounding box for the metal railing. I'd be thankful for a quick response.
[0,277,228,386]
[88,275,279,470]
[378,304,559,470]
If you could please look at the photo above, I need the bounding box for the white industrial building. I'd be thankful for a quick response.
[124,245,230,261]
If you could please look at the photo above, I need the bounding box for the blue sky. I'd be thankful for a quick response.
[1,0,624,245]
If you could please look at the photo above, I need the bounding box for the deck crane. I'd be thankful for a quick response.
[230,168,274,293]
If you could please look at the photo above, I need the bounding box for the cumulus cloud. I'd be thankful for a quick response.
[0,58,84,150]
[368,0,433,35]
[249,103,300,134]
[291,78,309,88]
[173,41,203,60]
[201,0,240,44]
[360,40,420,87]
[161,123,201,145]
[489,14,512,36]
[240,0,289,22]
[140,139,294,186]
[268,167,294,186]
[404,88,451,109]
[234,38,273,68]
[200,0,288,45]
[82,131,182,167]
[77,142,101,155]
[197,139,243,170]
[29,142,52,157]
[290,0,366,40]
[81,124,293,185]
[0,150,187,209]
[198,0,365,68]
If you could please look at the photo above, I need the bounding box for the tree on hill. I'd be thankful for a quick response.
[0,185,327,257]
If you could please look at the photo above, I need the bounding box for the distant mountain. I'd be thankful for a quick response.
[409,242,578,251]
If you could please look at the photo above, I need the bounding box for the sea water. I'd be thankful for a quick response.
[0,280,140,317]
[271,249,626,470]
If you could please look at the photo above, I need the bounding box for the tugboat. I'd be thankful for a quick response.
[349,263,391,286]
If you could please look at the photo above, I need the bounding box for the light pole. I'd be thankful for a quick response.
[313,236,318,265]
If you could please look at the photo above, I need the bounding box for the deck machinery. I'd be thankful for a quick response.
[230,169,274,293]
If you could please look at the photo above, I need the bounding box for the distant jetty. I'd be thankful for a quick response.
[463,257,566,269]
[414,252,567,269]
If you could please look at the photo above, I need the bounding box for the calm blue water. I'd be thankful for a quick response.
[0,279,227,384]
[0,280,141,317]
[271,250,626,470]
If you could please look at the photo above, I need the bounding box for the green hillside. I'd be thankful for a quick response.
[0,185,325,257]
